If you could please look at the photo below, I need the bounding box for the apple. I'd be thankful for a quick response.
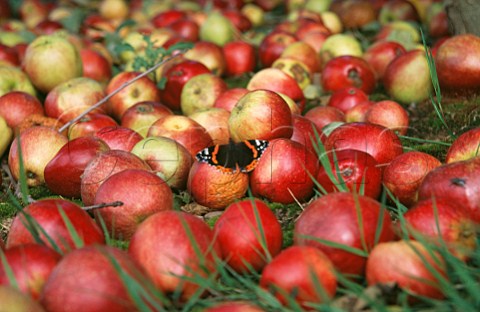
[228,89,293,142]
[345,100,375,123]
[417,157,480,223]
[241,3,265,27]
[34,19,64,35]
[67,112,118,140]
[80,149,151,206]
[331,0,376,29]
[0,91,44,129]
[23,33,83,93]
[378,0,420,24]
[304,106,346,131]
[0,65,37,97]
[445,127,480,163]
[189,108,231,145]
[147,115,213,157]
[44,77,106,124]
[120,101,173,137]
[187,161,250,210]
[299,30,330,54]
[128,210,222,301]
[294,192,396,276]
[213,198,283,272]
[159,60,211,111]
[250,138,319,204]
[40,245,160,312]
[383,151,442,207]
[0,42,19,65]
[294,19,331,41]
[362,40,407,80]
[94,125,143,152]
[106,71,161,121]
[180,73,228,116]
[365,100,410,135]
[426,3,449,38]
[199,10,236,46]
[290,114,323,153]
[93,168,173,240]
[271,57,312,90]
[403,198,477,261]
[0,244,61,299]
[14,114,66,137]
[44,136,110,198]
[184,41,227,76]
[324,122,404,167]
[321,55,376,94]
[222,9,252,33]
[279,40,321,74]
[435,34,480,92]
[319,33,363,65]
[247,68,305,112]
[259,245,337,308]
[374,20,421,44]
[168,18,200,42]
[222,40,256,77]
[327,87,370,114]
[131,136,193,190]
[79,48,112,87]
[258,30,298,68]
[8,126,68,186]
[383,49,432,104]
[316,149,383,199]
[214,87,249,112]
[0,286,46,312]
[0,115,12,157]
[203,301,264,312]
[151,9,187,28]
[366,240,447,300]
[6,199,105,253]
[19,0,49,29]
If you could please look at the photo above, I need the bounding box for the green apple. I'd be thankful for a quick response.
[320,33,363,64]
[0,115,12,156]
[0,66,37,97]
[199,11,235,46]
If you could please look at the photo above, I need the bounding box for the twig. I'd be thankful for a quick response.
[58,50,188,133]
[82,201,124,211]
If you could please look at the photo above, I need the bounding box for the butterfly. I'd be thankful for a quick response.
[195,140,269,174]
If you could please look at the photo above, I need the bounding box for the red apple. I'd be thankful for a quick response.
[228,89,292,142]
[331,0,377,29]
[168,18,199,42]
[0,42,19,66]
[0,91,44,129]
[214,87,249,112]
[94,125,143,152]
[382,151,442,207]
[0,244,61,299]
[290,114,323,153]
[362,40,407,80]
[120,101,173,137]
[213,198,283,273]
[184,41,227,76]
[34,19,63,35]
[294,192,396,276]
[250,138,319,204]
[258,31,298,68]
[259,246,337,308]
[79,48,112,87]
[128,210,222,301]
[304,106,345,131]
[366,240,447,300]
[222,9,252,32]
[300,30,330,54]
[67,112,118,140]
[365,100,410,135]
[445,127,480,163]
[345,100,375,123]
[80,149,151,206]
[427,7,449,38]
[222,40,256,77]
[151,9,187,28]
[180,73,228,116]
[6,199,105,253]
[0,286,46,312]
[279,40,321,74]
[378,0,420,24]
[327,87,370,114]
[190,108,231,145]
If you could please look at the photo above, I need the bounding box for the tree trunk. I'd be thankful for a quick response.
[444,0,480,36]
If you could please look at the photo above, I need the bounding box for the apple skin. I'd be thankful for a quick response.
[294,192,396,276]
[321,55,376,95]
[0,244,61,299]
[8,126,68,187]
[203,301,264,312]
[345,100,375,123]
[0,91,44,129]
[44,77,106,124]
[445,127,480,163]
[250,138,319,204]
[362,40,407,80]
[0,65,37,97]
[222,40,256,77]
[378,0,420,24]
[213,198,283,273]
[168,18,200,42]
[228,89,293,142]
[6,199,105,253]
[120,101,173,137]
[44,136,110,198]
[383,151,442,207]
[316,149,383,199]
[106,71,161,121]
[0,286,46,312]
[93,168,173,240]
[190,107,231,145]
[79,48,112,87]
[187,161,249,210]
[151,9,187,28]
[403,198,477,261]
[324,122,404,167]
[259,245,337,309]
[0,115,12,157]
[40,245,159,312]
[94,125,143,152]
[319,33,363,65]
[199,10,236,46]
[280,40,321,74]
[327,87,369,114]
[180,73,228,116]
[258,30,298,68]
[80,149,152,206]
[366,240,447,300]
[365,99,410,135]
[304,106,346,132]
[331,0,376,29]
[67,113,118,140]
[214,88,249,112]
[128,210,223,301]
[23,33,83,93]
[0,42,19,65]
[271,57,312,90]
[417,157,480,223]
[290,114,323,153]
[184,41,227,76]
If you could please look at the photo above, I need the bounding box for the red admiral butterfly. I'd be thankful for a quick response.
[195,140,269,174]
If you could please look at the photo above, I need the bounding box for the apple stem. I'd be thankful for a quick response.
[82,201,124,211]
[58,50,189,133]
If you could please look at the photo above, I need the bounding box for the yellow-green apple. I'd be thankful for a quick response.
[327,87,370,114]
[128,210,222,300]
[120,101,173,137]
[241,3,265,27]
[0,115,12,156]
[319,33,363,65]
[374,20,420,44]
[258,30,298,68]
[23,33,83,93]
[279,40,321,73]
[362,40,407,80]
[383,49,432,104]
[320,10,343,34]
[44,136,110,198]
[304,105,345,131]
[0,286,46,312]
[44,77,105,124]
[147,115,213,157]
[131,136,193,190]
[445,127,480,163]
[99,0,129,22]
[80,149,151,206]
[184,41,226,76]
[0,65,37,97]
[214,87,248,112]
[222,40,256,77]
[8,126,68,186]
[79,48,112,87]
[67,113,118,140]
[383,151,442,207]
[365,100,410,135]
[93,125,143,152]
[190,107,231,145]
[271,57,312,90]
[106,71,161,121]
[294,192,396,276]
[180,73,228,116]
[93,168,173,240]
[199,10,236,46]
[0,91,44,129]
[6,199,105,253]
[228,89,293,142]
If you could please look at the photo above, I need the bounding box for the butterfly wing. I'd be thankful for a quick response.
[235,140,269,173]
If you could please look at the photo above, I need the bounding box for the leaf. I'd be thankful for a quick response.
[59,8,88,33]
